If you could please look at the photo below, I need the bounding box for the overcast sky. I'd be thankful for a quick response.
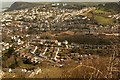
[1,0,119,2]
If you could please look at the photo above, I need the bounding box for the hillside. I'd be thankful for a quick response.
[5,2,41,11]
[5,2,106,12]
[98,1,120,12]
[5,1,120,12]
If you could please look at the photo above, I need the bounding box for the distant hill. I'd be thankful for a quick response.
[5,1,120,12]
[5,2,41,12]
[4,2,103,12]
[98,1,120,12]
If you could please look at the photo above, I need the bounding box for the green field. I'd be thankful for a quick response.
[94,16,113,25]
[93,9,109,14]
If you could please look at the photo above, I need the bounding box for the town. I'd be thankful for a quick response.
[0,2,120,78]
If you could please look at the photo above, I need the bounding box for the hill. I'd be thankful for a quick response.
[5,1,120,12]
[5,2,105,12]
[5,2,41,11]
[98,1,120,12]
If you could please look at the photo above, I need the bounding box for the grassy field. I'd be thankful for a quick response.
[94,16,113,25]
[93,9,109,14]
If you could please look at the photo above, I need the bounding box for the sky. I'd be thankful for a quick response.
[1,0,119,2]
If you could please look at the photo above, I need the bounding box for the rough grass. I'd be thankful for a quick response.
[94,16,113,25]
[2,55,119,78]
[93,9,109,14]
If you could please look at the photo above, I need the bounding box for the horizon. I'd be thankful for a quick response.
[1,0,120,2]
[1,0,119,12]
